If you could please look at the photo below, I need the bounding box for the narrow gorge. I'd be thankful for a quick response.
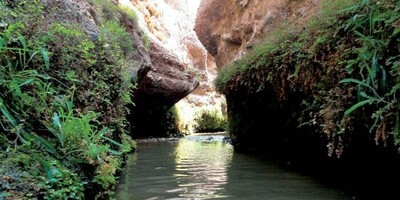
[1,0,400,199]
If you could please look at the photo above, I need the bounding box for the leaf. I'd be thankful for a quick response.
[97,127,109,137]
[52,112,61,130]
[26,50,39,66]
[52,112,63,147]
[340,78,372,89]
[340,78,381,98]
[0,134,8,143]
[380,66,387,91]
[109,150,123,155]
[0,99,17,126]
[354,30,368,41]
[41,48,50,70]
[35,155,53,180]
[31,133,58,155]
[18,79,33,87]
[389,83,400,95]
[344,99,376,116]
[359,91,373,99]
[17,33,27,49]
[0,37,3,49]
[102,136,124,148]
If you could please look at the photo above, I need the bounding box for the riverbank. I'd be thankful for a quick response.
[215,0,400,199]
[0,0,140,198]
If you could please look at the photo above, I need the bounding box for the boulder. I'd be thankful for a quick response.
[133,42,199,137]
[124,0,224,137]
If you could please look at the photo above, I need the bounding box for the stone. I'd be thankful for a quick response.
[195,0,321,68]
[133,42,199,137]
[125,0,225,137]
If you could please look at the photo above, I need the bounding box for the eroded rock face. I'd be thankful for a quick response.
[196,0,321,67]
[137,44,199,103]
[133,43,200,137]
[120,0,225,136]
[41,0,152,82]
[124,0,221,98]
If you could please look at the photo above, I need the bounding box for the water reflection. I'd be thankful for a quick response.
[173,136,233,199]
[114,135,351,200]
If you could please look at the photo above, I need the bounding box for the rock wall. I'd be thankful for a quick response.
[121,0,225,136]
[200,0,400,199]
[196,0,320,67]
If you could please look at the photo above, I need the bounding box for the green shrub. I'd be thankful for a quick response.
[162,105,191,136]
[194,108,227,133]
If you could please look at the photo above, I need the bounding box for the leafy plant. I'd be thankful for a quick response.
[38,159,85,200]
[0,2,136,196]
[339,0,400,145]
[194,108,227,133]
[0,23,53,148]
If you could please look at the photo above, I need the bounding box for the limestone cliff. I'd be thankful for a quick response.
[121,0,225,136]
[208,0,400,199]
[196,0,321,68]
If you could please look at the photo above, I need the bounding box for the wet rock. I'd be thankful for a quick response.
[223,136,232,144]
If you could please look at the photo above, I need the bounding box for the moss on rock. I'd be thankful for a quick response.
[215,0,400,198]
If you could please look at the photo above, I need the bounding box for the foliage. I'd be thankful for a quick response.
[118,5,139,24]
[142,34,151,50]
[338,0,400,146]
[99,21,134,57]
[0,0,142,198]
[215,0,400,156]
[87,0,120,23]
[38,160,85,200]
[194,108,227,133]
[0,150,45,199]
[161,105,191,137]
[0,0,44,32]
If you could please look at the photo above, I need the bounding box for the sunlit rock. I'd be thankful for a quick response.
[119,0,225,136]
[195,0,321,67]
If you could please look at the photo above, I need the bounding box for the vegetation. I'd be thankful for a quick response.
[194,107,227,133]
[161,105,192,136]
[161,102,227,136]
[0,0,142,198]
[215,0,400,157]
[165,101,228,135]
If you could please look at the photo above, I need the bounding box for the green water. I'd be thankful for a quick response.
[115,134,351,199]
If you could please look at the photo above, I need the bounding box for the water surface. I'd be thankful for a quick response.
[115,134,351,199]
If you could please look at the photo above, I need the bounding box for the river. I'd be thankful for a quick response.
[114,133,352,199]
